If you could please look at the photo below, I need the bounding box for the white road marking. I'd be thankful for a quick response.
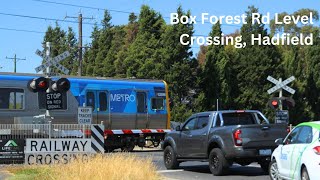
[157,170,184,173]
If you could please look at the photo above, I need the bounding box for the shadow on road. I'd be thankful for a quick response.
[132,149,163,153]
[180,164,267,177]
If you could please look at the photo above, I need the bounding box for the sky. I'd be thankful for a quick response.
[0,0,319,74]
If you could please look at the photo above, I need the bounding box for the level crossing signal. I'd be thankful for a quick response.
[268,97,295,109]
[28,77,70,93]
[51,78,70,92]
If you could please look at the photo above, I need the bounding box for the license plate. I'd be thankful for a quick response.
[259,149,272,155]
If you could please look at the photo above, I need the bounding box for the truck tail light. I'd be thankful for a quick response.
[233,129,242,146]
[313,146,320,155]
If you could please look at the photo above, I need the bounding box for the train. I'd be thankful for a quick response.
[0,72,171,152]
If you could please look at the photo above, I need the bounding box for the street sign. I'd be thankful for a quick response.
[275,110,289,124]
[78,107,92,124]
[267,76,295,94]
[35,49,70,75]
[0,139,24,163]
[46,92,63,110]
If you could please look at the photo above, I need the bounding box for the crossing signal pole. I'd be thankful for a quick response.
[5,54,26,73]
[65,12,93,76]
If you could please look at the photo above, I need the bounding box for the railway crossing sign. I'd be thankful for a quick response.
[78,107,92,124]
[34,49,70,75]
[46,92,63,110]
[267,76,295,94]
[275,110,289,124]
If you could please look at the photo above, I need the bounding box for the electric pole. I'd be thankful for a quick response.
[65,12,93,76]
[6,54,26,73]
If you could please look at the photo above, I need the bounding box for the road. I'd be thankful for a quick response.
[131,149,269,180]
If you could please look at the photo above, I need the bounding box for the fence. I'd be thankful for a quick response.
[0,124,98,164]
[0,124,92,139]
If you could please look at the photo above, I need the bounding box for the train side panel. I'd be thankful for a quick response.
[0,73,170,130]
[69,78,169,130]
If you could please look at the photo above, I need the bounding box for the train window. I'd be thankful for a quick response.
[0,88,24,110]
[137,92,147,113]
[151,98,164,110]
[38,92,67,110]
[99,92,108,111]
[86,92,95,110]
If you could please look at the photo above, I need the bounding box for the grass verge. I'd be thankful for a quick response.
[6,153,161,180]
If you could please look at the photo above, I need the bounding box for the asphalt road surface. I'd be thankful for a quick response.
[131,149,270,180]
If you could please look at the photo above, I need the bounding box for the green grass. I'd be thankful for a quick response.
[6,167,52,180]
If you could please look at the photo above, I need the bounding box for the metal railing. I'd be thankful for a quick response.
[0,124,92,139]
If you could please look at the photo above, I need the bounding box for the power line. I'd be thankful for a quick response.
[0,12,96,25]
[0,27,44,34]
[32,0,134,15]
[0,27,91,38]
[30,0,241,28]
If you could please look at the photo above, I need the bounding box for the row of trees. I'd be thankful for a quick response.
[42,5,320,124]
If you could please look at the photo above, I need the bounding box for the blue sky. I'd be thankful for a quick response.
[0,0,319,74]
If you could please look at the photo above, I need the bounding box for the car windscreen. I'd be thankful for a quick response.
[222,112,256,126]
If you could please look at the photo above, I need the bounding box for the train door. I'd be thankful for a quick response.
[85,90,110,125]
[136,91,148,129]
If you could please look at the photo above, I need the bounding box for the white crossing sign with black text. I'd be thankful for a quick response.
[78,107,92,124]
[35,49,70,75]
[46,92,63,110]
[267,76,295,94]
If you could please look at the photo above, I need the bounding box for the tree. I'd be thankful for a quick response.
[93,10,114,77]
[236,6,283,119]
[202,22,224,110]
[124,5,165,78]
[161,6,199,121]
[271,9,320,123]
[42,23,78,75]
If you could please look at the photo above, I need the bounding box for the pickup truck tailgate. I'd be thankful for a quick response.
[238,124,288,148]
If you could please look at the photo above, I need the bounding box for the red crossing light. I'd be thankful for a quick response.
[268,97,280,109]
[271,100,278,106]
[28,77,49,92]
[38,81,47,89]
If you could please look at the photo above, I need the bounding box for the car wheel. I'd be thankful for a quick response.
[209,148,228,176]
[301,167,310,180]
[269,159,281,180]
[260,160,270,173]
[163,146,179,169]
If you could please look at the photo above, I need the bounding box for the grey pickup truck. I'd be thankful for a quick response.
[162,110,288,176]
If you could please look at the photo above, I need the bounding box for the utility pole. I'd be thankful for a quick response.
[278,78,283,111]
[5,54,26,73]
[45,42,52,138]
[5,54,26,109]
[65,12,93,76]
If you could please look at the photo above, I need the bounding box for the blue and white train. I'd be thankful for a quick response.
[0,72,171,151]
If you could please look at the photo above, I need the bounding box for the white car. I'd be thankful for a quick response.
[269,121,320,180]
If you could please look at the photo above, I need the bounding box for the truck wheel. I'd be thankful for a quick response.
[209,148,228,176]
[269,159,280,180]
[163,146,179,169]
[260,160,270,173]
